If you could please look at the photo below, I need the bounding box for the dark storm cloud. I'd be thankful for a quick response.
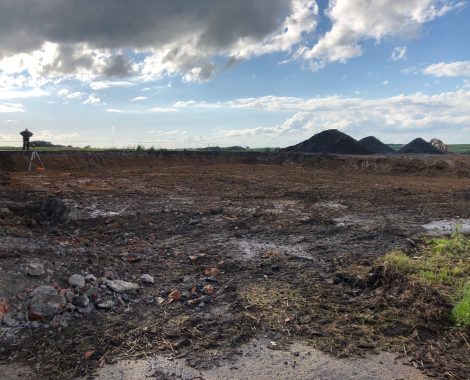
[0,0,293,54]
[101,55,136,78]
[41,45,95,75]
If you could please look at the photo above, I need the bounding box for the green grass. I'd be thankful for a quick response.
[453,282,470,327]
[448,145,470,154]
[382,229,470,326]
[388,144,470,154]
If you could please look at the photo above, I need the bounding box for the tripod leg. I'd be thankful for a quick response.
[28,152,34,172]
[36,152,45,170]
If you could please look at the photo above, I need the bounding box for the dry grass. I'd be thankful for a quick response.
[239,282,306,330]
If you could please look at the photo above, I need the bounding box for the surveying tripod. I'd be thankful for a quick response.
[28,150,46,172]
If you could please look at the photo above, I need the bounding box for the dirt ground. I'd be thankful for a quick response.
[1,157,470,379]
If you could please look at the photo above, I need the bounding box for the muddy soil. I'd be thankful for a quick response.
[0,158,469,379]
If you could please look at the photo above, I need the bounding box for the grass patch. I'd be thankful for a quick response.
[382,229,470,326]
[387,144,470,154]
[453,282,470,327]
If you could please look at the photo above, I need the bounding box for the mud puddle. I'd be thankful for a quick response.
[422,219,470,235]
[90,338,427,380]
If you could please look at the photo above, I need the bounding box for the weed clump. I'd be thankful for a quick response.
[453,282,470,326]
[382,228,470,326]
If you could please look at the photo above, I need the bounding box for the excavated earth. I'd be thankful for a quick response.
[0,151,470,379]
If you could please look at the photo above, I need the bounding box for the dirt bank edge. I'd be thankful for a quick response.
[1,150,470,177]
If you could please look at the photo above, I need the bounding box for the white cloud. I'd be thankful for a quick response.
[33,130,79,141]
[176,89,470,145]
[83,94,102,105]
[423,61,470,77]
[382,80,390,85]
[391,46,407,61]
[0,103,24,113]
[0,42,115,87]
[148,130,187,136]
[90,81,134,90]
[57,89,86,100]
[0,88,49,100]
[131,96,147,102]
[106,108,126,113]
[298,0,463,69]
[148,107,179,113]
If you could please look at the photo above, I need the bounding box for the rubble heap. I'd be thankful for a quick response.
[429,138,450,153]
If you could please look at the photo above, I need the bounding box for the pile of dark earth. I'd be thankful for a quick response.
[358,136,395,154]
[399,138,444,154]
[284,129,372,155]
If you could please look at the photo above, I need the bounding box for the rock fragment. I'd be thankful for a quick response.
[39,197,79,224]
[29,286,66,320]
[68,274,86,288]
[2,312,20,327]
[72,294,90,307]
[26,260,46,277]
[141,274,155,284]
[78,303,94,314]
[0,299,10,322]
[97,299,115,309]
[85,274,97,282]
[104,279,139,293]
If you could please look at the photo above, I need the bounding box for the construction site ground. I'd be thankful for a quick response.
[0,152,469,379]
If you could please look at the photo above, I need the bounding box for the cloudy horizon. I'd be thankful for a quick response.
[1,0,469,148]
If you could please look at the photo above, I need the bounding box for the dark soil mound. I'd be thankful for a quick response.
[284,129,372,155]
[359,136,395,154]
[399,138,443,154]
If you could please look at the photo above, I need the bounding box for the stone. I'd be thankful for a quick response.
[85,274,97,282]
[72,294,90,307]
[105,279,139,293]
[78,303,94,314]
[26,261,46,277]
[85,287,100,302]
[64,290,75,302]
[140,274,154,284]
[2,312,20,327]
[0,299,10,321]
[68,274,86,288]
[97,299,115,309]
[210,208,223,215]
[29,286,66,320]
[40,197,79,224]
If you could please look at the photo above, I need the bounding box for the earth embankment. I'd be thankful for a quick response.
[1,150,470,177]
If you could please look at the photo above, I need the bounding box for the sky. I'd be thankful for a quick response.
[0,0,469,148]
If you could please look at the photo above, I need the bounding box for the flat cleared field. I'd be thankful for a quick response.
[0,154,469,379]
